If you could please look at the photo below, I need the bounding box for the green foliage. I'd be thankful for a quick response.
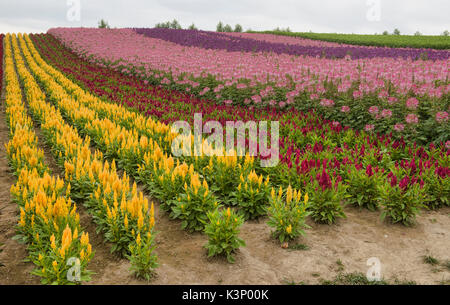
[321,272,390,285]
[234,24,243,33]
[204,207,246,263]
[155,19,182,29]
[393,28,401,35]
[267,186,311,243]
[223,24,233,32]
[171,175,220,232]
[231,171,271,220]
[421,167,450,209]
[188,23,198,30]
[250,30,450,49]
[216,21,224,32]
[203,154,254,205]
[378,175,426,226]
[306,174,348,224]
[98,19,110,29]
[345,165,380,211]
[127,231,158,280]
[423,255,439,266]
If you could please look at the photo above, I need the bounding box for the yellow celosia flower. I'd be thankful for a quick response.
[286,224,292,234]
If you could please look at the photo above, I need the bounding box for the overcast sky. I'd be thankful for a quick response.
[0,0,449,35]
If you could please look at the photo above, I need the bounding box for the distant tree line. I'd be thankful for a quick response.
[100,19,449,37]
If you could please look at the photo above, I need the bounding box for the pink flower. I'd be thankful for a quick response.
[365,124,375,131]
[341,105,350,113]
[310,93,319,100]
[435,111,448,123]
[378,90,388,99]
[368,106,379,115]
[251,95,261,104]
[223,99,233,105]
[446,141,450,150]
[405,113,419,124]
[406,97,419,110]
[381,109,392,119]
[393,123,405,132]
[279,101,286,108]
[353,90,363,99]
[387,97,398,105]
[320,99,334,107]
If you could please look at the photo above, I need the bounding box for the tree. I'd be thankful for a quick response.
[223,24,233,32]
[442,30,449,36]
[98,19,110,29]
[234,24,243,33]
[170,19,181,29]
[393,28,401,35]
[414,31,422,36]
[382,30,389,35]
[188,23,198,30]
[216,21,224,32]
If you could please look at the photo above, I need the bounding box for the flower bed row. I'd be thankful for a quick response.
[47,28,449,144]
[14,33,158,279]
[134,28,450,60]
[29,33,450,227]
[4,34,92,284]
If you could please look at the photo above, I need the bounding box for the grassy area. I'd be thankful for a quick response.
[250,31,450,49]
[320,272,417,285]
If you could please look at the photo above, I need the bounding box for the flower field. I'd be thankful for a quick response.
[49,28,449,144]
[0,28,449,285]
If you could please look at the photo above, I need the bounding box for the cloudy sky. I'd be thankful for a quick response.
[0,0,449,35]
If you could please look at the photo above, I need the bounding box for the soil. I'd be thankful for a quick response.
[0,44,449,285]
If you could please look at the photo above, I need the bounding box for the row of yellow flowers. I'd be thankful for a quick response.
[23,34,272,226]
[19,33,222,233]
[13,33,158,278]
[4,34,93,284]
[22,33,310,255]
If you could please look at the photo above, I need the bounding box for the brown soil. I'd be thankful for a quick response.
[0,42,449,285]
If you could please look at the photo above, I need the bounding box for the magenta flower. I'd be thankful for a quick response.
[366,164,374,177]
[406,97,419,110]
[405,113,419,124]
[435,111,448,123]
[390,175,397,187]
